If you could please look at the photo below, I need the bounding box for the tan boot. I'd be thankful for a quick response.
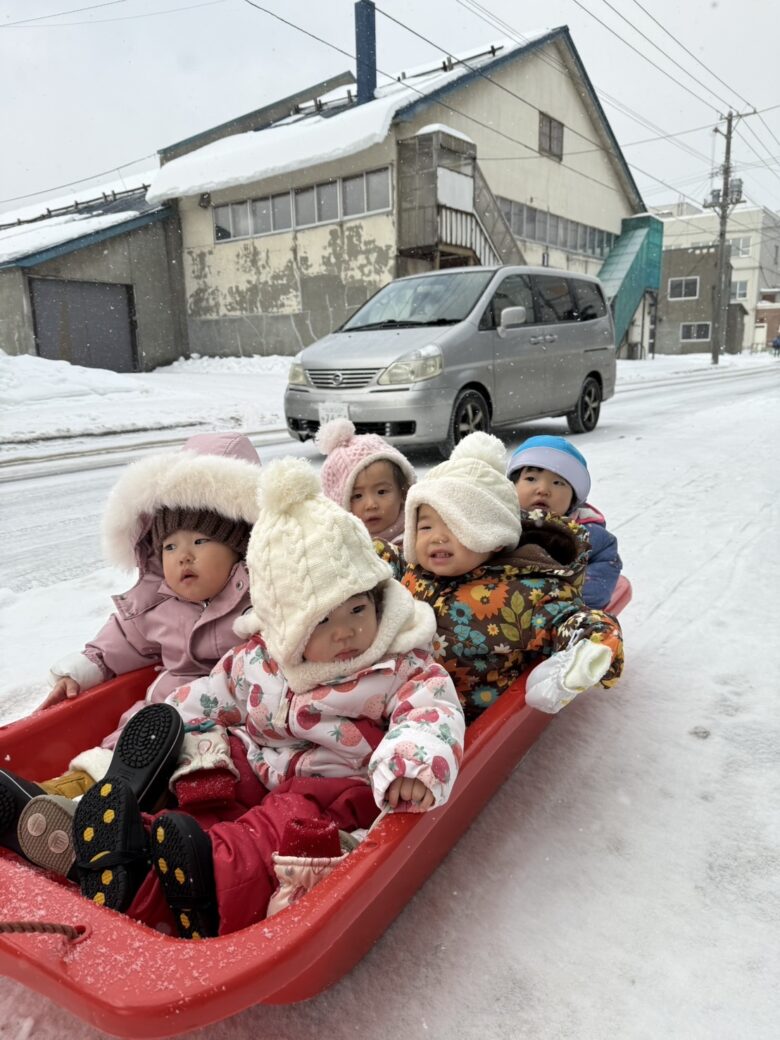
[39,769,95,799]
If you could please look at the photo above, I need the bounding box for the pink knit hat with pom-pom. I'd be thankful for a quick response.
[315,419,417,509]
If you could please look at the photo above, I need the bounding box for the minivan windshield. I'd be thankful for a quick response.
[341,269,495,332]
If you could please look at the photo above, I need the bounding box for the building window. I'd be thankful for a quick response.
[271,193,292,231]
[342,174,365,217]
[365,168,390,212]
[730,280,748,300]
[294,186,316,228]
[251,198,271,234]
[214,205,231,241]
[680,322,711,341]
[728,236,751,257]
[668,277,699,300]
[495,195,615,258]
[539,113,564,160]
[212,167,391,242]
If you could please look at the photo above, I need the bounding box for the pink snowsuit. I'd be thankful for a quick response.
[47,432,262,747]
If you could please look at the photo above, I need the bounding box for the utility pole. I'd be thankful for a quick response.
[703,111,744,365]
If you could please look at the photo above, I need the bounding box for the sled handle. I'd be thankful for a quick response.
[0,920,86,941]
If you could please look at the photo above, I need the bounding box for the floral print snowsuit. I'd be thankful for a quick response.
[377,510,624,724]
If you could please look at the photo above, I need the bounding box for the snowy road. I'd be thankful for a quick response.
[1,361,779,1039]
[1,364,773,593]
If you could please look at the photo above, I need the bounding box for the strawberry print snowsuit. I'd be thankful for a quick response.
[377,510,624,724]
[122,580,466,936]
[167,583,465,807]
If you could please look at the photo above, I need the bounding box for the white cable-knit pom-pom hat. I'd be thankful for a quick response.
[403,432,522,565]
[243,456,394,675]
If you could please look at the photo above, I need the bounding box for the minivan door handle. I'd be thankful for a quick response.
[543,334,557,342]
[528,335,543,344]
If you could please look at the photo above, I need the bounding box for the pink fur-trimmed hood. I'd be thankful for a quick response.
[101,432,262,572]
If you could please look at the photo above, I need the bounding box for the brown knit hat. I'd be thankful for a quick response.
[150,507,250,558]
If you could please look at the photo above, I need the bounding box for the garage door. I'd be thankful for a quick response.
[30,277,137,372]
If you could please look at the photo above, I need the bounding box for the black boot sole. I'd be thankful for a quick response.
[74,776,149,912]
[151,812,219,940]
[106,703,184,811]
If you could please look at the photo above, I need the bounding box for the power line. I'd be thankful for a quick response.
[454,0,779,207]
[374,4,609,155]
[0,156,157,206]
[593,0,780,192]
[478,119,718,161]
[454,0,712,166]
[0,1,125,27]
[597,0,736,111]
[240,0,631,200]
[567,0,720,113]
[3,0,227,29]
[627,0,751,108]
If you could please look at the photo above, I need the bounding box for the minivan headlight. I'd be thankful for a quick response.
[378,345,443,385]
[288,359,308,386]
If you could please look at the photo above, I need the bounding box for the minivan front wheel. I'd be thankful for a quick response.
[566,377,602,434]
[441,389,491,457]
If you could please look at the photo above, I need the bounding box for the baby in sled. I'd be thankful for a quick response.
[45,456,465,938]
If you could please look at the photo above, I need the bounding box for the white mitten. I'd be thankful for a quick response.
[525,640,612,714]
[266,852,348,917]
[168,727,240,789]
[48,652,104,691]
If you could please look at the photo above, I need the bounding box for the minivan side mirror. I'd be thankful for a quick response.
[499,305,527,331]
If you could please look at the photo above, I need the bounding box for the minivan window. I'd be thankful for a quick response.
[533,275,577,323]
[480,273,534,329]
[341,270,495,331]
[571,279,607,321]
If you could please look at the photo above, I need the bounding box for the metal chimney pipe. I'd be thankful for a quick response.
[355,0,377,105]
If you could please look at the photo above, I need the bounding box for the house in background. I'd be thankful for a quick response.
[146,1,661,361]
[655,245,746,355]
[754,287,780,348]
[0,181,186,371]
[652,201,780,350]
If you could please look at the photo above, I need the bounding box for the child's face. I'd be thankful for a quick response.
[513,466,574,516]
[350,460,404,535]
[161,529,239,603]
[303,592,379,664]
[415,505,493,577]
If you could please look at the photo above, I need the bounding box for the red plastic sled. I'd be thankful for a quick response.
[0,578,631,1038]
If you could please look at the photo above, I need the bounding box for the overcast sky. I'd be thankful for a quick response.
[0,0,776,218]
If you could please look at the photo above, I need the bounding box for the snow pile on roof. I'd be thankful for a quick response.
[415,123,475,143]
[146,36,544,202]
[0,170,161,265]
[0,171,157,226]
[0,210,142,265]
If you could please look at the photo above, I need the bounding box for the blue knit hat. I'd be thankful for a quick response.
[505,436,591,510]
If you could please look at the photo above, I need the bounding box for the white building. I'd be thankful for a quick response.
[147,7,655,358]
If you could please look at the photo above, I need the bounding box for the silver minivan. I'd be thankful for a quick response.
[284,265,616,455]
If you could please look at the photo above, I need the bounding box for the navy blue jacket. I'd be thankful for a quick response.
[571,504,622,610]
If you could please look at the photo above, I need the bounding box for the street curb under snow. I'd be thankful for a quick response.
[1,362,773,484]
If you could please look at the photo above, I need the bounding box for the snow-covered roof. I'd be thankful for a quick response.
[416,123,475,144]
[146,35,549,203]
[0,173,164,266]
[0,211,144,266]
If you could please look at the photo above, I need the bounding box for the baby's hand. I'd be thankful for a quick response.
[38,677,81,710]
[386,777,435,811]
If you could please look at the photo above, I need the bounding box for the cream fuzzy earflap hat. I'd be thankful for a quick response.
[403,432,522,565]
[242,456,397,679]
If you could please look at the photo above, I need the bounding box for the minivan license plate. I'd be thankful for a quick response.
[318,402,350,423]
